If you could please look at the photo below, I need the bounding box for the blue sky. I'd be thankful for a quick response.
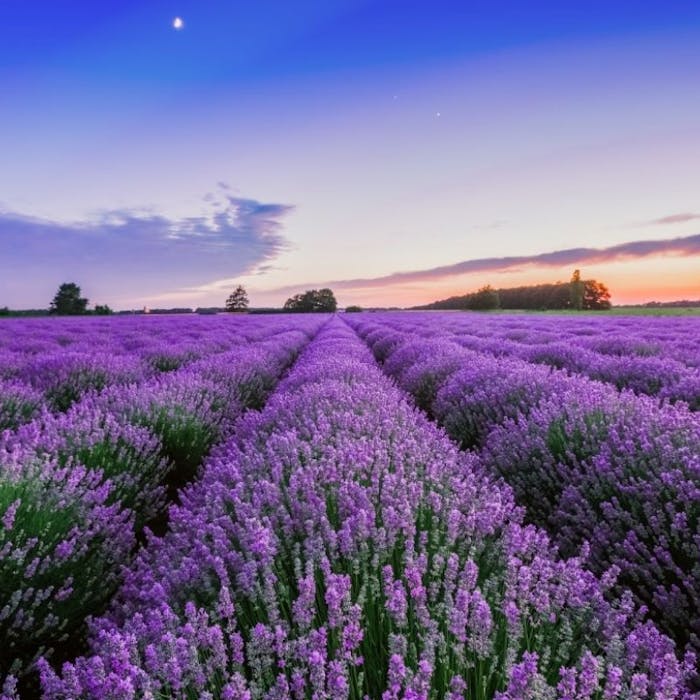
[2,0,700,308]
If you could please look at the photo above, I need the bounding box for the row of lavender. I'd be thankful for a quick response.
[36,320,695,698]
[0,315,303,425]
[367,313,699,409]
[402,313,699,367]
[0,315,324,689]
[346,314,700,658]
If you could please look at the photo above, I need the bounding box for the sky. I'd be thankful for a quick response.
[1,0,699,309]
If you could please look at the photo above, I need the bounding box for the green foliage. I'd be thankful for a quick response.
[93,304,113,315]
[0,307,9,316]
[569,269,584,311]
[466,285,500,310]
[135,405,218,490]
[46,369,110,412]
[284,288,338,312]
[0,480,79,671]
[234,373,273,410]
[420,275,612,311]
[148,353,189,373]
[0,393,44,432]
[345,305,363,313]
[225,285,249,312]
[0,468,130,679]
[49,283,89,316]
[583,280,611,310]
[59,434,170,529]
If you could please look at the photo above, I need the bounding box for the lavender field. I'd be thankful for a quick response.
[1,313,698,699]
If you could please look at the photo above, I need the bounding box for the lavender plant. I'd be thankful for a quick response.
[1,405,172,528]
[349,315,700,660]
[21,352,147,412]
[38,321,696,699]
[0,380,46,431]
[0,315,326,693]
[0,449,134,682]
[353,312,699,408]
[484,386,700,653]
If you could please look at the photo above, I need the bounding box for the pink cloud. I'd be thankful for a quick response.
[650,213,700,225]
[271,233,700,293]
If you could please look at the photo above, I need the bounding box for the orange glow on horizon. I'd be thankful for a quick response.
[325,255,700,308]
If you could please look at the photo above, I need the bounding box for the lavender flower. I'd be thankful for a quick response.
[40,319,694,698]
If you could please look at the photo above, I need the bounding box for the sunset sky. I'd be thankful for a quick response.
[1,0,699,309]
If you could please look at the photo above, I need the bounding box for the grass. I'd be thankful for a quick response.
[482,307,700,317]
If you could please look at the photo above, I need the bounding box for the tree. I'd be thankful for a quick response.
[570,269,585,311]
[583,280,611,310]
[283,288,337,312]
[225,285,249,312]
[345,305,363,313]
[283,293,306,312]
[94,304,113,315]
[50,283,88,315]
[315,288,338,312]
[418,277,612,311]
[466,285,500,311]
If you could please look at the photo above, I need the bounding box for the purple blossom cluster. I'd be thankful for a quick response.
[352,312,700,409]
[36,320,696,698]
[485,381,700,652]
[0,315,312,415]
[19,352,148,412]
[0,315,324,688]
[0,379,46,431]
[1,404,171,528]
[0,446,134,681]
[347,314,700,659]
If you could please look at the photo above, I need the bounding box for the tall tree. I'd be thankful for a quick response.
[315,288,338,312]
[50,283,89,315]
[583,280,612,310]
[466,284,500,310]
[569,269,584,310]
[225,285,249,312]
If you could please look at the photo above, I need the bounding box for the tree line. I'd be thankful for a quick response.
[1,283,341,317]
[9,283,118,316]
[417,271,611,311]
[10,275,615,317]
[227,285,338,313]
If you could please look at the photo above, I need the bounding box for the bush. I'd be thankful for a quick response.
[93,305,113,316]
[3,406,172,529]
[0,451,133,680]
[0,380,46,431]
[22,353,145,412]
[484,387,700,652]
[284,288,337,312]
[94,375,239,492]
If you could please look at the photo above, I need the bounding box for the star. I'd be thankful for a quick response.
[173,17,184,30]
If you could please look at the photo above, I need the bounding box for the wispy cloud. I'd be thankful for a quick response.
[270,233,700,294]
[0,191,293,306]
[649,213,700,225]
